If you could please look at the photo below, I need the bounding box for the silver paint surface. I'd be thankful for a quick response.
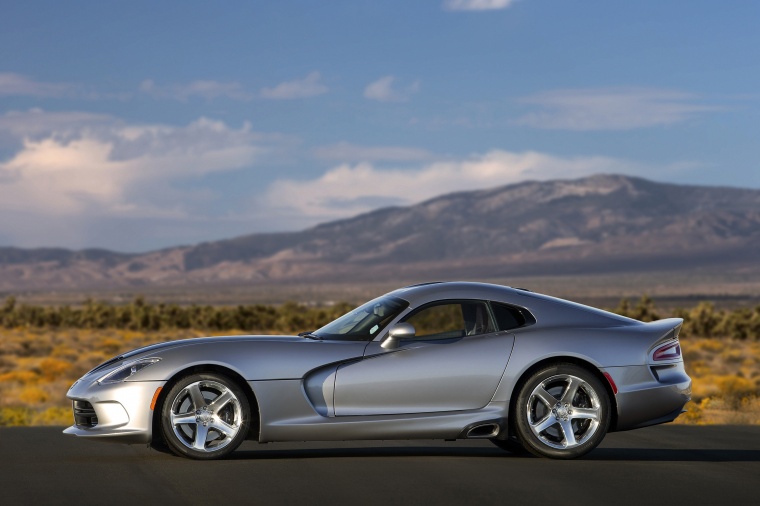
[63,282,691,445]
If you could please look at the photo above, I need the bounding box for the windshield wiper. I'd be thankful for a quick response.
[298,331,323,341]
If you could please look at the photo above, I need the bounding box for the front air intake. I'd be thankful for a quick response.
[73,400,98,428]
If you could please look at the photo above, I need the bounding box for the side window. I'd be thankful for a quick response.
[490,302,528,331]
[403,301,495,340]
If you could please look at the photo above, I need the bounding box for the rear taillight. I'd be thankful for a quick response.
[653,341,681,361]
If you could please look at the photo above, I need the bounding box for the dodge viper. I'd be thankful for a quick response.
[64,282,691,459]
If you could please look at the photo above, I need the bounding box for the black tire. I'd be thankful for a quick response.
[160,372,251,460]
[513,363,610,459]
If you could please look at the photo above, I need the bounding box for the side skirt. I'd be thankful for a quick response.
[250,380,508,443]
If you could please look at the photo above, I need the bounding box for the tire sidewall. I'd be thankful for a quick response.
[514,363,610,459]
[160,372,251,460]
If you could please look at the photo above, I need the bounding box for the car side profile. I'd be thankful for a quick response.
[64,282,691,459]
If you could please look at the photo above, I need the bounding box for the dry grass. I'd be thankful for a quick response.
[0,329,758,426]
[0,328,246,426]
[675,337,760,424]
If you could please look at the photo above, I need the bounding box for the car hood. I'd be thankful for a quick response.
[122,334,304,359]
[84,335,305,380]
[119,334,369,382]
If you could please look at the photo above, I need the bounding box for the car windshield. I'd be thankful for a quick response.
[312,295,409,341]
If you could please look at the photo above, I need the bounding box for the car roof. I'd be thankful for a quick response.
[390,281,523,305]
[389,281,638,327]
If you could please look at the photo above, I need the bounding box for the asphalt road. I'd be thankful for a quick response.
[1,425,758,505]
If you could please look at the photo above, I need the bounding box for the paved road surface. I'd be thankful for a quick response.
[1,425,758,505]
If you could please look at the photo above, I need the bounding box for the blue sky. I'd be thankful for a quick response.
[1,0,758,251]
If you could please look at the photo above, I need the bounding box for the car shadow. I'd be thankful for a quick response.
[226,446,511,460]
[225,446,760,462]
[585,448,760,462]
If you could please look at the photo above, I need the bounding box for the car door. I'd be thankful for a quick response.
[332,300,515,416]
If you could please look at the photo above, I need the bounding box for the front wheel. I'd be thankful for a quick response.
[160,373,251,460]
[513,363,610,459]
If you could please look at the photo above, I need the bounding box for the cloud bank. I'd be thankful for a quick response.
[263,150,649,223]
[0,111,270,231]
[314,142,436,162]
[364,76,420,102]
[260,72,328,99]
[517,88,718,130]
[443,0,518,11]
[0,110,689,249]
[139,79,253,101]
[0,72,79,97]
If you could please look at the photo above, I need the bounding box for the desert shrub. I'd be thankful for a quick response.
[2,294,760,426]
[632,295,660,322]
[5,294,753,337]
[50,343,79,362]
[612,297,760,340]
[715,376,757,405]
[690,338,723,353]
[688,302,722,337]
[0,407,32,426]
[0,406,71,426]
[0,355,14,373]
[38,358,72,382]
[678,399,710,425]
[98,338,123,355]
[30,406,71,425]
[0,370,39,383]
[720,348,745,364]
[717,306,760,340]
[18,386,49,404]
[0,296,355,334]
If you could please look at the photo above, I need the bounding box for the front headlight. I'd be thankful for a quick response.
[98,357,161,384]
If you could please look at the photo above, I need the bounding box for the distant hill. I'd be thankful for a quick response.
[1,174,759,291]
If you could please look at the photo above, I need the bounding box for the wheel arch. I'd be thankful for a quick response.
[508,356,619,433]
[150,364,261,447]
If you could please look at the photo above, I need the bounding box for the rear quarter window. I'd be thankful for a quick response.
[490,302,534,331]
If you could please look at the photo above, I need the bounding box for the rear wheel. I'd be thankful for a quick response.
[160,372,251,460]
[514,363,610,459]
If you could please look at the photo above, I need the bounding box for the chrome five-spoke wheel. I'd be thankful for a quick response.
[514,364,610,459]
[160,373,251,459]
[527,374,601,449]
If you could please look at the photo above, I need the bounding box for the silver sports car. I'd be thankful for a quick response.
[64,282,691,460]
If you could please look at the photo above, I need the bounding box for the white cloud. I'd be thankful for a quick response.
[262,150,648,224]
[314,142,435,162]
[139,79,253,101]
[0,112,268,220]
[517,88,719,130]
[364,76,420,102]
[0,109,114,137]
[443,0,517,11]
[0,72,78,98]
[260,72,328,99]
[0,73,131,100]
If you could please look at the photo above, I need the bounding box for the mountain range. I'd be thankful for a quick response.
[1,174,759,291]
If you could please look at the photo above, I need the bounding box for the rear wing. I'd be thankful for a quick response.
[643,318,684,363]
[643,318,683,340]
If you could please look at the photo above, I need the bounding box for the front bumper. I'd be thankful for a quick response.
[63,379,166,444]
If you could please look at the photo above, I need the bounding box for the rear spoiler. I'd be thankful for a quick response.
[643,318,683,346]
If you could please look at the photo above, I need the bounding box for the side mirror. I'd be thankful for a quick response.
[381,322,416,349]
